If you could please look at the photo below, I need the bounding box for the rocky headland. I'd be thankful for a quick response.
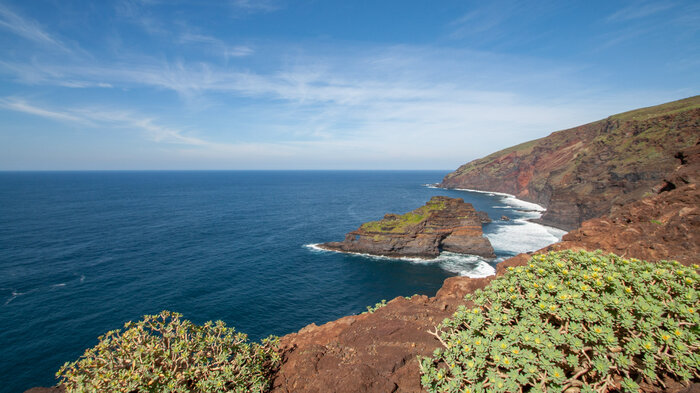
[440,95,700,230]
[26,97,700,393]
[319,196,495,258]
[270,140,700,393]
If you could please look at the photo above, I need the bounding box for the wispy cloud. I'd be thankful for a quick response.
[0,97,88,123]
[230,0,281,13]
[0,4,69,51]
[0,97,207,146]
[178,32,254,58]
[607,2,675,22]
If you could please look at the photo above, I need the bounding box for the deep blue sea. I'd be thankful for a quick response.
[0,171,565,392]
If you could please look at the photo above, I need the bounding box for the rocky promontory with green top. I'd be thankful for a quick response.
[319,196,495,258]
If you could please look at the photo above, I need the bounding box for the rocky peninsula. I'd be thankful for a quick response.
[319,196,495,258]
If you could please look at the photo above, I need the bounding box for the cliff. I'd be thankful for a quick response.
[270,143,700,393]
[27,100,700,393]
[320,196,495,258]
[440,95,700,230]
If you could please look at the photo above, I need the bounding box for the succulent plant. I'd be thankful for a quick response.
[420,250,699,393]
[57,311,280,393]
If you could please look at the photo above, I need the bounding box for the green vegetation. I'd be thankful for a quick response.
[364,299,388,314]
[650,219,663,225]
[610,95,700,122]
[420,250,699,393]
[57,311,280,393]
[360,198,448,233]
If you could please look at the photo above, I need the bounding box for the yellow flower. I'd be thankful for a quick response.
[674,329,682,337]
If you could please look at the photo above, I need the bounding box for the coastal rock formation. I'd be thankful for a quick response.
[545,142,700,266]
[269,104,700,393]
[440,96,700,230]
[271,153,699,393]
[320,196,495,258]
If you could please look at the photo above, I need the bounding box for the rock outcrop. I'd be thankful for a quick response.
[271,145,699,392]
[320,196,495,258]
[544,142,700,266]
[440,96,700,230]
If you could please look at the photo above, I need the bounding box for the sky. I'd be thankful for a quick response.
[0,1,698,170]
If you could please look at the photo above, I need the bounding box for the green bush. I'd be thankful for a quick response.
[420,250,699,393]
[57,311,280,393]
[364,299,387,314]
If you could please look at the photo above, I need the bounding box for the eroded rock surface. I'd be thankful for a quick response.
[440,96,700,230]
[320,196,495,258]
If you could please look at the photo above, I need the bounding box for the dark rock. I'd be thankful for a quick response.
[320,196,495,258]
[500,215,510,221]
[476,210,491,223]
[24,387,64,393]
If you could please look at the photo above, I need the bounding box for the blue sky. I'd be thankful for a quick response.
[0,0,698,170]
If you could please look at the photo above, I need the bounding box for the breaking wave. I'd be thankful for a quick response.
[305,244,496,278]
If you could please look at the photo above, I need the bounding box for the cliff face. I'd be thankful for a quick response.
[320,196,495,258]
[440,96,700,230]
[270,143,700,393]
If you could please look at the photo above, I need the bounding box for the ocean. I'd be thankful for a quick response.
[0,171,564,392]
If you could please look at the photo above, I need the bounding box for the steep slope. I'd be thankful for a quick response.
[440,96,700,230]
[270,143,700,393]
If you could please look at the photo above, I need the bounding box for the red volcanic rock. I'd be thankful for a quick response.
[272,142,700,393]
[441,96,700,230]
[320,196,495,258]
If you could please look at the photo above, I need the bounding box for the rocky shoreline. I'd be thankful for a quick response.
[26,98,700,393]
[319,196,495,259]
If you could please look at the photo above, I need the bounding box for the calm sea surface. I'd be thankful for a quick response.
[0,171,564,392]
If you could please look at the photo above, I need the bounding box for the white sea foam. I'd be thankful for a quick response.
[304,244,496,278]
[487,219,566,255]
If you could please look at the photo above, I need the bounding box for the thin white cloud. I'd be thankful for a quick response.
[607,2,675,22]
[230,0,281,13]
[0,4,69,51]
[178,32,254,58]
[0,97,207,146]
[0,97,88,123]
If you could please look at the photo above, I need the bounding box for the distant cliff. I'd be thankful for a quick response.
[441,96,700,230]
[320,196,494,258]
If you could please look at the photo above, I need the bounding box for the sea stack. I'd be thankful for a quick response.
[320,196,495,258]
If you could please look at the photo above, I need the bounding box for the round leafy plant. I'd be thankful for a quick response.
[420,250,699,393]
[57,311,280,393]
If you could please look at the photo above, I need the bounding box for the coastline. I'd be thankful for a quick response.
[305,243,497,278]
[305,186,568,278]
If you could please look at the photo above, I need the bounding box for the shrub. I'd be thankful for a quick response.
[364,299,387,314]
[57,311,280,393]
[420,250,699,393]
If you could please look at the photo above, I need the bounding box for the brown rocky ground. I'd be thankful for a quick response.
[271,143,700,393]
